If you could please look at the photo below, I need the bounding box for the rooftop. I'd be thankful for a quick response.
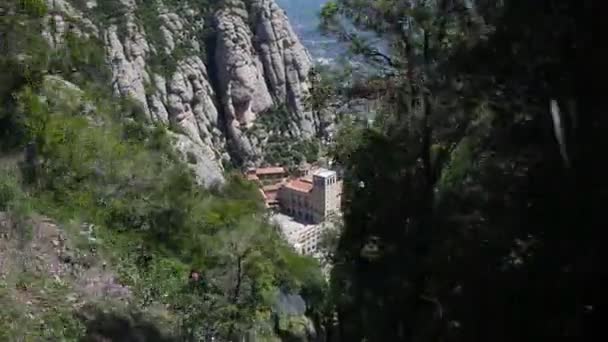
[301,174,313,183]
[285,179,314,193]
[256,166,286,175]
[312,168,335,178]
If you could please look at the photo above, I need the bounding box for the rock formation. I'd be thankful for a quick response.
[41,0,318,185]
[215,0,316,161]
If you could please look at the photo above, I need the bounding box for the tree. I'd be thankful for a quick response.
[323,0,601,341]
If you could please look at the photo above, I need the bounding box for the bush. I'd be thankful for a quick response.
[0,168,20,210]
[18,0,47,17]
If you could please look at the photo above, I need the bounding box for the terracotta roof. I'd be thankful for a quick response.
[285,179,314,193]
[256,166,286,175]
[246,174,259,181]
[301,175,313,183]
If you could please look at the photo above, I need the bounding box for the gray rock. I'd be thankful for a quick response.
[42,0,98,46]
[274,292,307,316]
[171,132,225,187]
[41,0,317,182]
[105,22,151,117]
[214,0,317,162]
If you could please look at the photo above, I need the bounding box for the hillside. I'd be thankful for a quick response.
[1,0,329,340]
[3,0,325,184]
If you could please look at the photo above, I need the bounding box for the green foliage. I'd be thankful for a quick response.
[0,1,50,148]
[133,0,215,78]
[0,165,34,241]
[329,116,366,167]
[0,1,113,149]
[263,136,320,167]
[319,1,340,30]
[436,137,476,194]
[325,0,599,341]
[0,167,21,210]
[91,0,129,25]
[251,105,321,167]
[307,66,343,115]
[48,32,110,84]
[0,1,327,339]
[256,104,294,134]
[2,65,325,340]
[18,0,47,17]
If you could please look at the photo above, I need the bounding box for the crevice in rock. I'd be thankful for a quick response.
[205,15,242,169]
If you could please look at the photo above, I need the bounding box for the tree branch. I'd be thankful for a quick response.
[420,295,444,319]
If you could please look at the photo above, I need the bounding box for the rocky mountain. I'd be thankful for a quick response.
[41,0,317,186]
[0,0,332,340]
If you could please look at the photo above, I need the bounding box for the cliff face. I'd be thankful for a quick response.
[215,0,315,160]
[42,0,316,185]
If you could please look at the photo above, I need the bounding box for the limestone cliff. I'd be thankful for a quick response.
[41,0,317,185]
[215,0,315,160]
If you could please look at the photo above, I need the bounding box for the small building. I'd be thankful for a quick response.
[245,166,287,185]
[246,166,287,185]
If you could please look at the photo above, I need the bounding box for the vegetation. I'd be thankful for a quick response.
[251,105,321,167]
[0,0,325,340]
[320,0,599,341]
[133,0,217,77]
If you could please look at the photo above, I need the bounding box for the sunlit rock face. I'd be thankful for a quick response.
[42,0,317,184]
[214,0,316,161]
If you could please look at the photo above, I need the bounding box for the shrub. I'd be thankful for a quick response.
[0,168,20,210]
[18,0,47,17]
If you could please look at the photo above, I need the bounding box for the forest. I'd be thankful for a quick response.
[320,0,603,341]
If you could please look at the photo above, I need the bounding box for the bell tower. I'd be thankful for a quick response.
[311,169,338,223]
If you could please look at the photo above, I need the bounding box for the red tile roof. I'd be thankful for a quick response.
[256,167,286,175]
[285,179,313,193]
[301,175,313,183]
